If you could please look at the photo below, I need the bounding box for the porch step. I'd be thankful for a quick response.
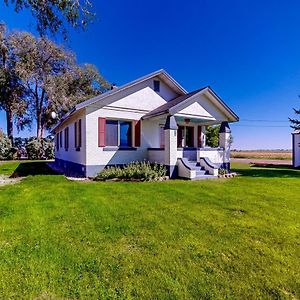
[187,160,217,179]
[192,175,218,180]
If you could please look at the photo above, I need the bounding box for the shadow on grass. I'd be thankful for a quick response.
[233,164,300,178]
[10,162,58,178]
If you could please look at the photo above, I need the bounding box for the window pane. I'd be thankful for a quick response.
[120,121,132,147]
[106,120,118,146]
[154,80,160,92]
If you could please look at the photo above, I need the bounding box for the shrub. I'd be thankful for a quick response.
[0,129,12,160]
[26,139,43,160]
[25,136,54,160]
[94,161,167,182]
[218,168,228,175]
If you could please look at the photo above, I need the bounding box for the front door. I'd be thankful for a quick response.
[177,126,194,148]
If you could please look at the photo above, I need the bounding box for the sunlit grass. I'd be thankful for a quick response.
[0,161,299,298]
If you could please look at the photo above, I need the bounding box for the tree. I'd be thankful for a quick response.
[289,108,300,130]
[3,0,96,38]
[0,24,29,143]
[10,30,109,138]
[43,63,110,130]
[0,128,12,159]
[206,125,220,148]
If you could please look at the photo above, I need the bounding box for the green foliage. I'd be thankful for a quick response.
[206,125,220,147]
[0,24,29,140]
[218,168,228,175]
[0,129,12,159]
[3,0,96,38]
[0,26,110,139]
[289,107,300,130]
[95,161,167,181]
[25,137,54,160]
[0,161,299,298]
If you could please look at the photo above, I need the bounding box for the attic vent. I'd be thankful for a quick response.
[154,80,160,92]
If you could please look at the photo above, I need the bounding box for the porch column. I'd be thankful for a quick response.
[164,115,178,178]
[219,122,231,171]
[201,126,206,147]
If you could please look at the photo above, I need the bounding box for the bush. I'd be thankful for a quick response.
[0,129,12,160]
[25,136,54,160]
[218,168,228,175]
[94,161,167,182]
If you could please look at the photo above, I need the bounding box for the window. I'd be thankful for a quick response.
[105,120,132,147]
[154,80,160,92]
[64,127,69,151]
[106,120,118,146]
[120,121,132,147]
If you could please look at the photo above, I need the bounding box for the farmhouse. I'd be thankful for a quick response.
[52,70,239,179]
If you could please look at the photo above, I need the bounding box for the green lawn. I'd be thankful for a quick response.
[0,161,299,299]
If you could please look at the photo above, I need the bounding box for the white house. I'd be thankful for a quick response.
[52,69,239,179]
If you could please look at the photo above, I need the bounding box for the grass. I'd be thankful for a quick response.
[231,150,292,160]
[0,161,299,299]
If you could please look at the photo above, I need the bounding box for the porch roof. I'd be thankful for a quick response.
[142,86,239,122]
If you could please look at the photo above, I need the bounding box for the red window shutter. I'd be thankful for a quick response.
[197,126,202,148]
[74,122,77,148]
[56,133,59,150]
[134,120,141,147]
[98,117,106,147]
[78,119,82,148]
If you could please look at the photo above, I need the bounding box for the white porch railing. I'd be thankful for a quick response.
[196,147,225,166]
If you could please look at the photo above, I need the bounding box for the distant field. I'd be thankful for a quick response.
[231,150,292,160]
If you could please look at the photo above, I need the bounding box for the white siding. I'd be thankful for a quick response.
[175,94,228,121]
[293,133,300,167]
[54,109,86,165]
[85,109,164,168]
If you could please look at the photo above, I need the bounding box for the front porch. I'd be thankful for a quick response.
[147,115,232,179]
[143,87,238,179]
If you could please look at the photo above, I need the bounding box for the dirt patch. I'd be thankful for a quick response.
[0,175,22,186]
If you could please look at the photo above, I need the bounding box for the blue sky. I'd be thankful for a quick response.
[1,0,300,149]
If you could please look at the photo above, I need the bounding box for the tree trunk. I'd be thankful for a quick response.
[6,109,14,145]
[36,110,42,139]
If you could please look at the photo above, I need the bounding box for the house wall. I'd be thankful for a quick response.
[148,150,165,163]
[54,109,86,175]
[84,83,173,176]
[293,133,300,167]
[175,94,228,121]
